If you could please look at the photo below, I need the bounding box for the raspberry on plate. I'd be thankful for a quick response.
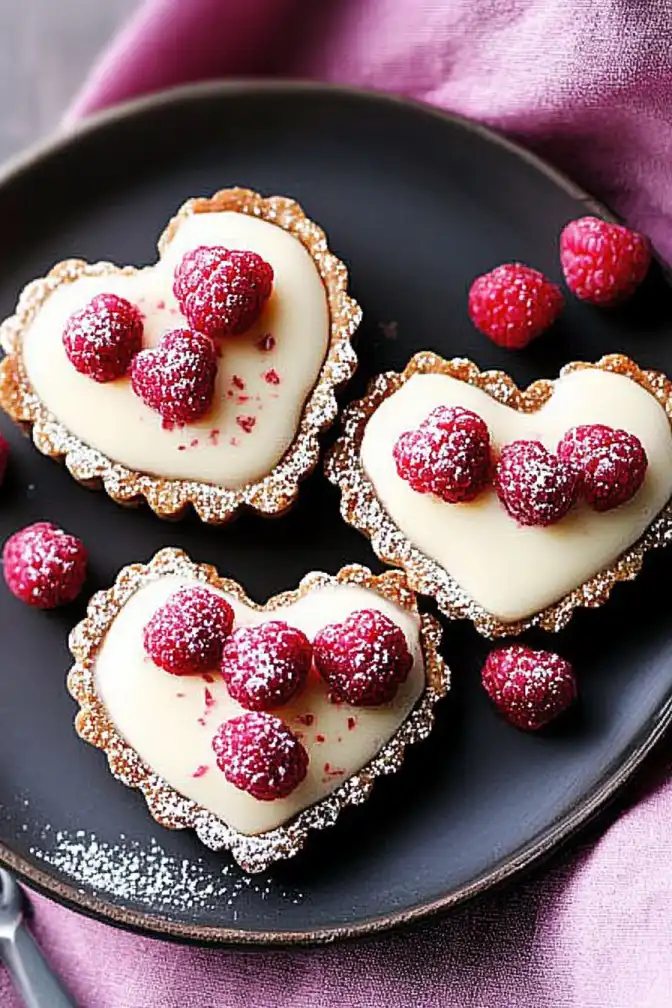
[495,440,580,527]
[143,586,234,676]
[131,328,217,428]
[468,263,563,350]
[313,609,413,707]
[481,645,576,731]
[557,424,648,511]
[0,433,8,486]
[63,292,144,382]
[211,711,308,800]
[560,216,651,305]
[393,405,491,503]
[174,246,274,338]
[221,621,312,711]
[2,521,87,608]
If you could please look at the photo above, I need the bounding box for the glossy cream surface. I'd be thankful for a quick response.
[361,369,672,621]
[94,577,425,836]
[22,212,330,488]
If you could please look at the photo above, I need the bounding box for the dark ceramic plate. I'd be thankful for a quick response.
[1,81,671,946]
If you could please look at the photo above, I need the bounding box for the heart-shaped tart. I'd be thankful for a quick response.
[0,188,361,523]
[326,353,672,637]
[67,548,448,872]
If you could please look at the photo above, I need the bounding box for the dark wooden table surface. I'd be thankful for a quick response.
[0,0,137,164]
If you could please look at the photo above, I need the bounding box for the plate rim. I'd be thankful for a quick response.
[0,77,665,947]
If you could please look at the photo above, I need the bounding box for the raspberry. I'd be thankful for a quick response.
[481,645,576,731]
[131,328,217,428]
[2,521,87,608]
[557,424,648,512]
[495,440,579,527]
[62,293,143,382]
[174,246,274,338]
[560,216,651,305]
[212,712,308,800]
[143,586,234,676]
[313,609,413,707]
[468,263,563,349]
[221,621,312,711]
[0,433,8,486]
[393,406,491,503]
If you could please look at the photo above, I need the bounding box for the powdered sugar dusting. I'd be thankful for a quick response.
[25,823,304,911]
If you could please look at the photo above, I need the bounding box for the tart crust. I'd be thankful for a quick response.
[0,188,361,523]
[67,547,449,873]
[325,352,672,638]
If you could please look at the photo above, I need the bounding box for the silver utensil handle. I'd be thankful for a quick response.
[1,923,77,1008]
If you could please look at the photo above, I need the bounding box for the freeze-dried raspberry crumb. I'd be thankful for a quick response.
[236,415,256,434]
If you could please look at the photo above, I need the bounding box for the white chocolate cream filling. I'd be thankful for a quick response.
[22,212,330,488]
[361,369,672,623]
[94,577,425,836]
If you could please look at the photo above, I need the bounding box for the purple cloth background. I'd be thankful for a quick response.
[3,1,672,1005]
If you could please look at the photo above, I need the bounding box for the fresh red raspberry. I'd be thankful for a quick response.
[131,328,217,428]
[495,440,580,527]
[481,645,576,731]
[221,621,312,711]
[174,246,274,338]
[468,263,563,349]
[393,406,491,503]
[557,424,648,512]
[2,521,87,608]
[62,293,144,382]
[211,712,308,800]
[560,216,651,305]
[143,586,234,676]
[313,609,413,707]
[0,432,8,486]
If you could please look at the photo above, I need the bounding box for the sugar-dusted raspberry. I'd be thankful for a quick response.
[0,432,8,486]
[131,328,217,428]
[557,424,648,512]
[393,406,491,503]
[495,440,579,527]
[221,621,312,711]
[2,521,87,608]
[560,216,651,305]
[62,292,144,382]
[468,263,563,350]
[143,586,234,676]
[174,246,274,338]
[481,645,576,731]
[212,712,308,800]
[313,609,413,707]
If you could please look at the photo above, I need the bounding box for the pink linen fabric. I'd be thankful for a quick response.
[3,2,672,1005]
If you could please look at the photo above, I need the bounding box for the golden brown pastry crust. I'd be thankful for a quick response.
[0,187,361,523]
[326,352,672,638]
[67,548,449,873]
